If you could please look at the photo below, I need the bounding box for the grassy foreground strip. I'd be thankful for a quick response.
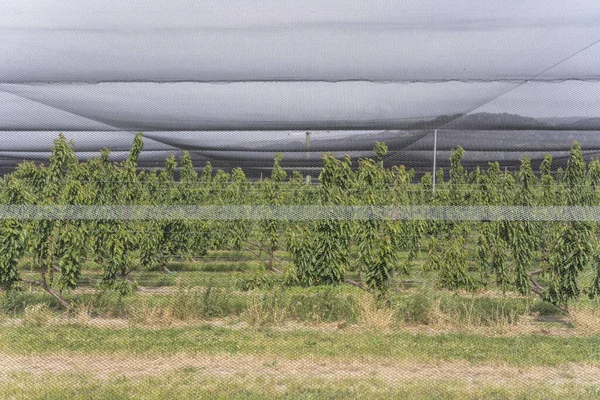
[2,371,600,400]
[2,325,600,366]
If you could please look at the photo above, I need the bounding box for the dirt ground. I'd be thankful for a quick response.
[1,354,599,386]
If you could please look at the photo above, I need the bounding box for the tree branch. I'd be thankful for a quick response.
[243,240,273,256]
[242,240,284,273]
[529,269,545,297]
[24,273,72,310]
[243,246,283,274]
[41,273,71,309]
[19,278,41,287]
[529,269,543,276]
[344,278,371,293]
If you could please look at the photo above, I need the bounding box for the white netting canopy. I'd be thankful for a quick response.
[1,1,599,176]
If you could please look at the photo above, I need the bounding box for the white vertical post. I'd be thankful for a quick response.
[432,129,437,193]
[306,131,311,184]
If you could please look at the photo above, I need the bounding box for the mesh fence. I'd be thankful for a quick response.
[3,1,600,398]
[2,142,600,397]
[2,205,600,221]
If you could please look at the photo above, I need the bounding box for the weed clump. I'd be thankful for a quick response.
[530,300,563,316]
[126,281,246,326]
[395,289,529,328]
[287,289,358,324]
[358,295,395,331]
[241,290,288,327]
[22,304,53,327]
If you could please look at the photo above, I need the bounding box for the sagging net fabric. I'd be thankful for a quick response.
[2,1,600,398]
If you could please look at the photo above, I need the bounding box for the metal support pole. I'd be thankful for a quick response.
[432,129,437,193]
[306,131,311,185]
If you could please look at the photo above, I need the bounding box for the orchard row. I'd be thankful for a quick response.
[1,134,599,309]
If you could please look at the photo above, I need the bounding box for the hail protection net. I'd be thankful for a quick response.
[1,1,600,398]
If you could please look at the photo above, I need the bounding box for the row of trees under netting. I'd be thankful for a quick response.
[1,133,600,310]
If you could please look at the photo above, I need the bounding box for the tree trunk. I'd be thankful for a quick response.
[161,260,171,274]
[21,273,71,310]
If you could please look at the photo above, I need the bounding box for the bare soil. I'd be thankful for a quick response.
[1,354,599,386]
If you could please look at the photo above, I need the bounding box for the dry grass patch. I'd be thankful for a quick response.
[358,295,395,332]
[240,293,287,327]
[569,306,600,336]
[3,354,600,386]
[22,304,54,327]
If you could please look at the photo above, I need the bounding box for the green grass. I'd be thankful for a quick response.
[1,283,364,323]
[165,261,253,272]
[0,281,570,330]
[2,372,600,399]
[5,253,600,399]
[394,288,532,326]
[2,324,600,366]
